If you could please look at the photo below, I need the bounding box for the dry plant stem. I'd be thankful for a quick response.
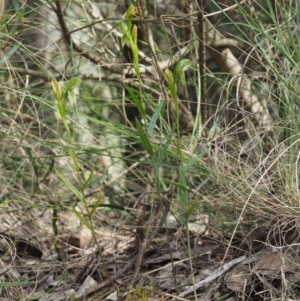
[205,19,272,130]
[223,134,300,264]
[5,15,194,133]
[130,196,171,287]
[53,5,117,291]
[53,0,125,75]
[203,15,273,262]
[165,293,190,301]
[136,0,168,100]
[53,0,174,78]
[0,66,162,99]
[51,0,245,78]
[84,199,171,297]
[197,0,208,126]
[255,272,281,295]
[1,23,241,79]
[0,0,5,15]
[84,155,149,198]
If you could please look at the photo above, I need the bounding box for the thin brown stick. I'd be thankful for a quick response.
[197,0,208,126]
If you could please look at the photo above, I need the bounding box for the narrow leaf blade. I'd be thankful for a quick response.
[135,117,153,157]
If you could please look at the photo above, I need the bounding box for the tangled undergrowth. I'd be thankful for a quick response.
[1,0,300,300]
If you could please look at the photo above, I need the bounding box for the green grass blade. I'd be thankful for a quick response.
[55,168,85,203]
[126,86,146,116]
[0,281,35,288]
[154,129,173,173]
[148,100,164,136]
[135,117,153,157]
[81,165,94,191]
[72,205,91,230]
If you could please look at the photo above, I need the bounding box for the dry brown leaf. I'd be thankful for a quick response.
[104,291,118,301]
[225,265,251,292]
[39,289,76,301]
[252,252,298,276]
[79,224,92,249]
[77,275,97,296]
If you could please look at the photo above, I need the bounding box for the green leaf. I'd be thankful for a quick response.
[132,44,140,78]
[135,117,153,157]
[179,165,188,204]
[56,99,66,120]
[119,21,129,35]
[68,149,80,174]
[154,128,173,173]
[0,281,34,288]
[88,191,102,218]
[88,203,129,212]
[175,59,192,75]
[65,77,82,91]
[174,59,192,85]
[12,0,20,11]
[22,146,39,179]
[0,44,20,65]
[0,199,10,208]
[183,151,207,173]
[126,86,146,116]
[148,100,164,136]
[183,199,199,220]
[121,35,130,47]
[163,179,187,190]
[40,158,55,183]
[67,90,77,107]
[55,168,85,203]
[72,205,91,230]
[81,166,94,191]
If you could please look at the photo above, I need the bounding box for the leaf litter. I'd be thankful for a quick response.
[1,202,300,300]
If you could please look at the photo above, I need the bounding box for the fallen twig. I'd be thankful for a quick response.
[179,255,246,297]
